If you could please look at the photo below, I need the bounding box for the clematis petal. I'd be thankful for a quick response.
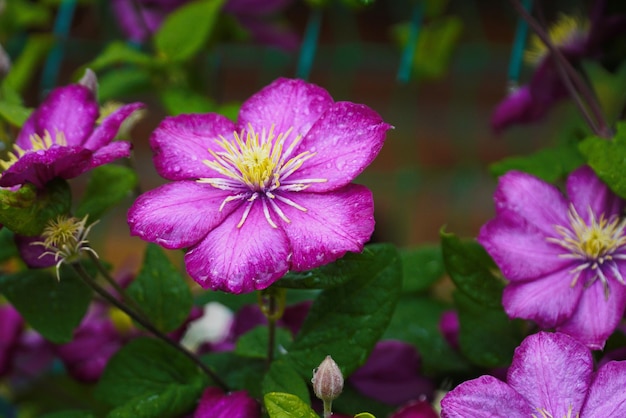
[556,279,626,349]
[278,185,374,271]
[83,102,144,150]
[237,78,334,148]
[582,360,626,417]
[0,305,24,376]
[14,234,56,268]
[128,181,240,249]
[291,102,391,192]
[17,85,99,148]
[150,113,236,181]
[478,210,571,281]
[507,332,592,418]
[502,268,583,328]
[441,375,532,418]
[185,202,290,293]
[567,165,624,221]
[194,387,260,418]
[492,171,569,235]
[83,141,132,173]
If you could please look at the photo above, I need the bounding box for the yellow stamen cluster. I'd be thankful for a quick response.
[32,215,98,280]
[525,14,588,65]
[548,205,626,297]
[0,130,68,171]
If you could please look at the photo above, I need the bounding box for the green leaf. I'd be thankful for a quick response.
[0,266,91,343]
[489,142,585,183]
[262,358,310,404]
[441,229,504,308]
[264,392,318,418]
[355,413,376,418]
[154,0,226,61]
[201,351,265,398]
[235,325,293,359]
[95,338,206,415]
[97,67,152,102]
[84,42,154,73]
[0,227,18,262]
[286,243,402,377]
[0,178,71,236]
[455,291,524,368]
[580,122,626,199]
[401,245,444,293]
[4,34,53,93]
[127,244,193,333]
[333,385,392,418]
[76,165,138,220]
[277,245,393,289]
[0,99,32,127]
[40,411,95,418]
[384,296,470,376]
[159,87,216,115]
[583,60,626,125]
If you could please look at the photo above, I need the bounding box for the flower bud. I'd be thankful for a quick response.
[312,355,344,402]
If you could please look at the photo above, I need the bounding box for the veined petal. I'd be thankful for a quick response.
[185,202,290,293]
[441,375,532,418]
[567,165,624,221]
[291,102,391,192]
[278,185,374,271]
[478,211,571,281]
[237,78,334,148]
[17,85,98,148]
[492,171,569,235]
[128,181,240,249]
[556,279,626,349]
[582,360,626,417]
[80,141,132,174]
[150,113,236,181]
[502,268,583,328]
[507,332,591,418]
[83,102,144,150]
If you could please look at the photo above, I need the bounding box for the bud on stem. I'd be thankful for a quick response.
[312,355,344,418]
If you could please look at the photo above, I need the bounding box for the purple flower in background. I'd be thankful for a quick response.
[193,387,260,418]
[111,0,298,50]
[441,332,626,417]
[0,305,23,376]
[479,166,626,349]
[491,1,626,132]
[128,78,390,293]
[0,72,143,188]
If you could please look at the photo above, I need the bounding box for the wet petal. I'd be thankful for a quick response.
[278,185,374,271]
[194,387,260,418]
[582,360,626,417]
[507,332,591,418]
[566,165,624,220]
[502,268,583,328]
[291,102,391,192]
[185,201,290,293]
[83,102,144,150]
[441,375,532,418]
[128,181,241,249]
[150,113,236,181]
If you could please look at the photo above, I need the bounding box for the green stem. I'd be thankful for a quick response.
[322,399,332,418]
[71,261,229,391]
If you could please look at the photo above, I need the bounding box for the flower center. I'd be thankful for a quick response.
[547,204,626,296]
[524,14,588,65]
[532,405,579,418]
[0,130,68,171]
[199,124,326,228]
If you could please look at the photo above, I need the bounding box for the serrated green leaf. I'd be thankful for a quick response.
[154,0,225,61]
[441,229,504,308]
[127,244,192,333]
[579,122,626,199]
[0,266,91,343]
[262,358,310,404]
[264,392,318,418]
[235,325,293,359]
[489,143,584,182]
[76,165,138,220]
[277,245,390,289]
[401,245,444,293]
[455,291,524,368]
[0,178,71,236]
[286,243,402,377]
[95,337,206,414]
[159,87,216,115]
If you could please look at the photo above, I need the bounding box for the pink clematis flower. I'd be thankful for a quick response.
[478,166,626,349]
[128,78,390,293]
[0,72,143,189]
[441,331,626,417]
[193,387,260,418]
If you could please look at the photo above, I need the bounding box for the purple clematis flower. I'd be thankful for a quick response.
[193,387,260,418]
[441,331,626,417]
[0,305,24,376]
[0,73,143,189]
[479,166,626,349]
[128,78,390,293]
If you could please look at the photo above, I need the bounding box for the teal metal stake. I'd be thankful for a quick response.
[396,1,423,84]
[296,7,323,80]
[42,0,77,90]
